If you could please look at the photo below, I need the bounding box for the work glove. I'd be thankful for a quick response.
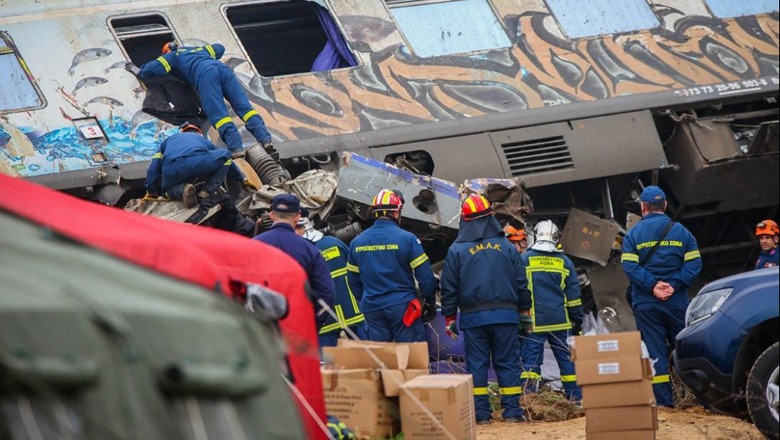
[445,316,459,340]
[519,310,533,334]
[571,319,583,336]
[241,179,259,191]
[124,62,140,76]
[422,302,437,324]
[262,142,280,161]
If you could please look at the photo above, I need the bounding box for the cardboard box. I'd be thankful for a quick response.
[399,374,476,440]
[576,355,651,385]
[587,430,656,440]
[586,405,657,433]
[573,331,642,361]
[324,345,412,370]
[321,368,400,439]
[337,339,430,369]
[581,378,655,409]
[381,369,431,397]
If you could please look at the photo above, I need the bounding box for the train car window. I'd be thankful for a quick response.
[0,32,45,114]
[385,0,511,58]
[705,0,778,18]
[109,14,178,66]
[224,1,357,77]
[544,0,660,39]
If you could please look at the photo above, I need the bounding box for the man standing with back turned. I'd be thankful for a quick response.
[622,186,702,407]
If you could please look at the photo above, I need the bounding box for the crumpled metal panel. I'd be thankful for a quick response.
[461,177,533,225]
[337,152,462,229]
[560,208,620,266]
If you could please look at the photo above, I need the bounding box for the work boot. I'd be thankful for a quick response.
[197,187,222,201]
[504,415,527,423]
[476,419,492,425]
[182,184,198,208]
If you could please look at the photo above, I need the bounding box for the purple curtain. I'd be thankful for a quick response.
[311,5,358,71]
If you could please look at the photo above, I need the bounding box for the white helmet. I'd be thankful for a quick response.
[530,220,562,252]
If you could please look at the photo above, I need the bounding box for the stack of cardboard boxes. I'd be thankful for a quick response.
[321,340,476,439]
[573,331,658,440]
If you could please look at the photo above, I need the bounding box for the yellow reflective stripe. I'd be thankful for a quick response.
[214,116,233,129]
[152,152,162,159]
[242,109,259,122]
[621,253,640,262]
[344,314,365,326]
[567,299,582,307]
[560,375,577,382]
[346,263,359,273]
[319,321,341,334]
[527,266,570,277]
[473,387,490,396]
[520,372,541,380]
[205,44,216,59]
[330,267,348,278]
[533,323,572,332]
[684,250,701,261]
[156,56,171,73]
[652,374,670,384]
[326,423,342,437]
[465,197,477,213]
[223,159,232,166]
[410,253,429,269]
[499,386,522,395]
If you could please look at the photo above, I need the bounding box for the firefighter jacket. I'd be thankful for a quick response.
[145,132,243,194]
[755,246,779,270]
[254,223,335,325]
[138,44,226,87]
[346,219,437,313]
[313,235,365,334]
[621,212,702,308]
[441,216,531,329]
[521,249,582,332]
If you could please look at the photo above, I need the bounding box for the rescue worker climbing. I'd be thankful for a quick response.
[346,189,438,343]
[297,217,368,346]
[519,220,583,402]
[621,186,702,407]
[754,219,779,269]
[144,122,257,207]
[504,225,528,254]
[440,194,531,424]
[126,42,273,157]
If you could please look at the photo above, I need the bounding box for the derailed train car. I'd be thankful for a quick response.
[1,1,778,306]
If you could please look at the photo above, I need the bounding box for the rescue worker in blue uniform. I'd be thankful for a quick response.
[127,42,273,155]
[622,186,702,407]
[754,219,779,270]
[519,220,583,402]
[254,194,335,327]
[298,218,368,346]
[440,194,532,424]
[346,189,438,343]
[144,123,256,207]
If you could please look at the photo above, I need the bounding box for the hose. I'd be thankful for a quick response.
[245,144,286,186]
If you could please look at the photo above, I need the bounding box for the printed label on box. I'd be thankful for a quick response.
[80,125,104,139]
[597,340,619,352]
[598,363,620,375]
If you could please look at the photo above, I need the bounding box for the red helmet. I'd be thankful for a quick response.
[162,41,178,54]
[370,189,404,217]
[755,219,779,237]
[179,122,202,135]
[504,225,527,242]
[461,194,493,221]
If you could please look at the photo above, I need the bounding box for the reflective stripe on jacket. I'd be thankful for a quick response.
[521,249,582,332]
[315,235,364,334]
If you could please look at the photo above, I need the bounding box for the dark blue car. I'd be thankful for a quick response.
[674,266,779,439]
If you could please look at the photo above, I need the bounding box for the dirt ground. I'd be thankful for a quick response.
[476,407,764,440]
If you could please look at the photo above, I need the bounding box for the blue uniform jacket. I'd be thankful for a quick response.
[314,235,365,334]
[755,246,779,270]
[254,223,335,325]
[621,213,702,308]
[346,219,437,313]
[440,216,531,329]
[521,249,582,332]
[138,44,226,87]
[145,132,243,194]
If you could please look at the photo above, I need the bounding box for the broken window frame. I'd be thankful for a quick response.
[543,0,661,39]
[107,12,181,67]
[0,31,46,115]
[220,0,358,78]
[384,0,512,58]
